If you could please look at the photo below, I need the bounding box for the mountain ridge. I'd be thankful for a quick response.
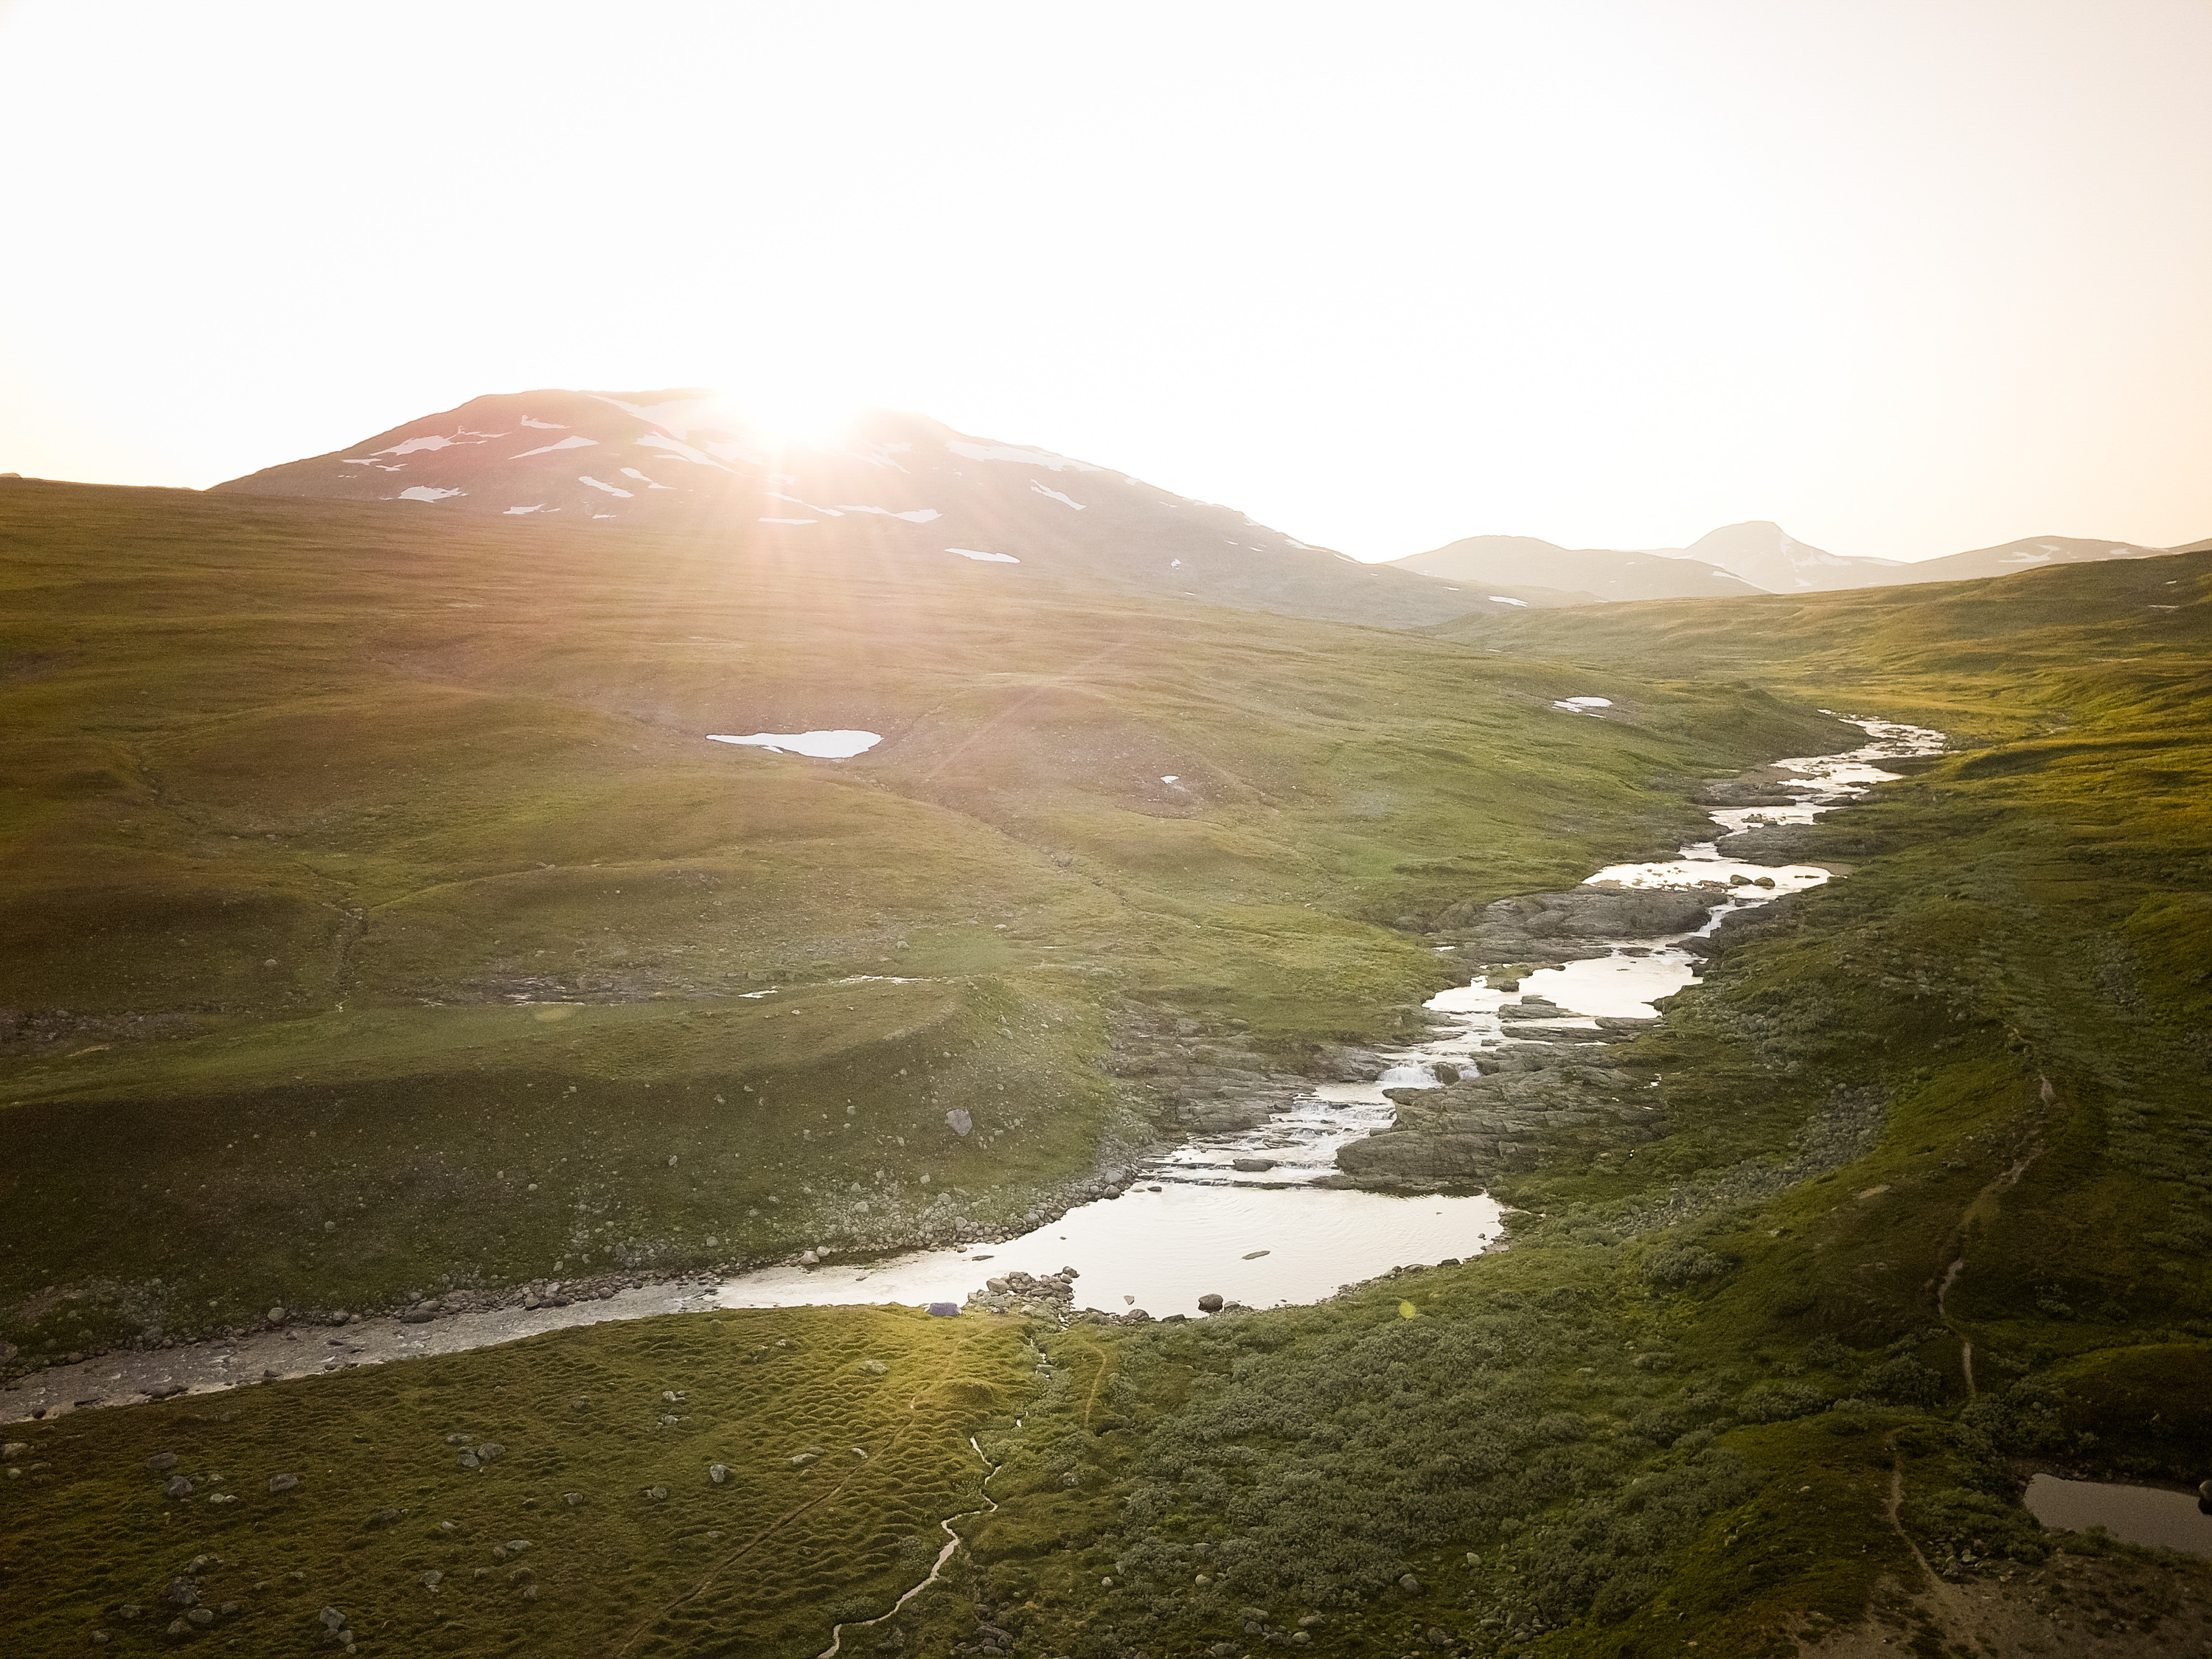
[1391,516,2182,602]
[212,387,1554,631]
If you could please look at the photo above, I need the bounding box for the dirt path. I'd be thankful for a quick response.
[1931,1073,2054,1401]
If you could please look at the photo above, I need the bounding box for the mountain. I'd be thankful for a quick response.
[1832,533,2174,588]
[1387,534,1765,602]
[1399,518,2183,601]
[212,388,1506,630]
[1655,519,1903,591]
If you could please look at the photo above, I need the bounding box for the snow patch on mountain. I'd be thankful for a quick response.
[946,440,1099,473]
[512,436,597,458]
[947,547,1019,563]
[398,486,464,502]
[837,504,941,523]
[636,433,737,472]
[708,730,882,759]
[578,476,633,498]
[1031,482,1085,510]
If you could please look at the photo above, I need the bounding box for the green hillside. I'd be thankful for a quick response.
[5,493,2208,1658]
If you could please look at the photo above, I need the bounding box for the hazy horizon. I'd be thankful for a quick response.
[1,0,2206,563]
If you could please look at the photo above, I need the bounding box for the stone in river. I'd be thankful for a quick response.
[1231,1156,1276,1172]
[1242,1249,1270,1259]
[1197,1294,1224,1313]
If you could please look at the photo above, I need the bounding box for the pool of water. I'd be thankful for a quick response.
[2024,1473,2212,1557]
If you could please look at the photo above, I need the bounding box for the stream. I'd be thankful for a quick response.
[1,716,1944,1423]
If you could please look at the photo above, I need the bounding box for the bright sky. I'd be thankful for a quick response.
[1,1,2206,563]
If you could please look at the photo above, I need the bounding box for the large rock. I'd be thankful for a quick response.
[1719,823,1820,863]
[1438,887,1720,956]
[1334,1132,1494,1183]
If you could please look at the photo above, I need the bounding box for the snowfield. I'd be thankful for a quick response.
[707,730,883,759]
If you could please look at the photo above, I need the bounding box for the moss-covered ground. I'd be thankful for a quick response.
[0,1304,1035,1656]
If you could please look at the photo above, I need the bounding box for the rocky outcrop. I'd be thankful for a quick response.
[1717,822,1820,863]
[1334,1043,1660,1190]
[1436,886,1723,962]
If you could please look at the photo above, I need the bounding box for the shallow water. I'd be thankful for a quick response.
[2023,1473,2212,1557]
[1,717,1944,1421]
[717,1185,1497,1318]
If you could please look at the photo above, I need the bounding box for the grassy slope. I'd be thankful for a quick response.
[0,481,1846,1343]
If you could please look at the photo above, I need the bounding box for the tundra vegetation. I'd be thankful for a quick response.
[1,481,2208,1654]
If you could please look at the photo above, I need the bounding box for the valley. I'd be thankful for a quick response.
[1,474,2208,1658]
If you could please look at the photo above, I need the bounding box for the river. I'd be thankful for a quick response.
[0,716,1943,1422]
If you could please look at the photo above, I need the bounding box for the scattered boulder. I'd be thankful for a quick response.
[319,1607,346,1631]
[1197,1294,1224,1313]
[562,1491,586,1507]
[268,1473,299,1493]
[709,1464,728,1485]
[164,1476,193,1499]
[945,1109,973,1137]
[1399,1573,1423,1594]
[859,1359,888,1375]
[145,1451,176,1472]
